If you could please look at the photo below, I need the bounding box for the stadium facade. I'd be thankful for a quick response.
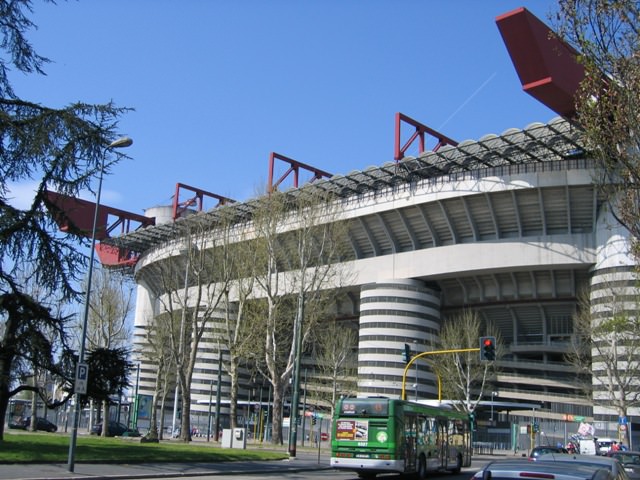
[107,115,638,446]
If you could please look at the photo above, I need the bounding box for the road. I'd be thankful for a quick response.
[156,468,477,480]
[2,446,499,480]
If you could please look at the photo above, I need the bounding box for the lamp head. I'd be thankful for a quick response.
[107,136,133,149]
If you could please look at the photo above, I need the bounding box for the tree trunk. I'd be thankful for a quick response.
[179,374,192,442]
[271,379,285,445]
[102,399,109,436]
[229,358,239,429]
[142,370,162,442]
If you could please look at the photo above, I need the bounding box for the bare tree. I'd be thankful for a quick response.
[84,269,134,352]
[567,286,640,446]
[137,309,175,442]
[556,0,640,260]
[314,317,358,419]
[219,217,261,430]
[430,310,498,415]
[80,268,134,436]
[152,226,232,442]
[249,189,349,445]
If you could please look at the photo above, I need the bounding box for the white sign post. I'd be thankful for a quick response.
[75,362,88,395]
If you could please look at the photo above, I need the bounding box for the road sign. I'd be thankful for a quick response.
[75,362,88,395]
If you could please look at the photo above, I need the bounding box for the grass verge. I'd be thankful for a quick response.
[0,432,288,464]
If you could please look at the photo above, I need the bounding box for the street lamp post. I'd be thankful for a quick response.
[213,351,222,441]
[67,136,133,472]
[490,391,498,421]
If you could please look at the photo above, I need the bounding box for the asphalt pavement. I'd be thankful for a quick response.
[0,443,517,480]
[0,449,331,480]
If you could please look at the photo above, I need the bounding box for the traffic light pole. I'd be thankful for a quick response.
[400,348,480,401]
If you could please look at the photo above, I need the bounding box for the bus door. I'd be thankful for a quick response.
[404,413,418,471]
[437,418,449,469]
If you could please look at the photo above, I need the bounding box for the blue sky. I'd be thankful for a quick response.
[11,0,560,218]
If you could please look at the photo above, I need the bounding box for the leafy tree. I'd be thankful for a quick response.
[0,1,130,440]
[556,0,640,259]
[84,347,131,413]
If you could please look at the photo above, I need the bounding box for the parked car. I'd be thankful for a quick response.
[472,459,614,480]
[8,416,57,432]
[531,446,569,459]
[608,452,640,480]
[91,421,140,437]
[537,453,631,480]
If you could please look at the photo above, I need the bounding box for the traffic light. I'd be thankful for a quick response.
[479,336,496,361]
[402,343,412,363]
[312,415,317,426]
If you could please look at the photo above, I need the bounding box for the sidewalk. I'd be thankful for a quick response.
[0,450,330,480]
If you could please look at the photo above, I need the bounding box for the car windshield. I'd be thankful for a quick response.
[615,454,640,465]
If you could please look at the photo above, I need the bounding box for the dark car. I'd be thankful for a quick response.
[8,416,57,432]
[91,421,140,437]
[530,446,569,459]
[608,451,640,480]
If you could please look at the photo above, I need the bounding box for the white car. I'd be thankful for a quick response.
[597,439,617,456]
[472,459,614,480]
[536,453,630,480]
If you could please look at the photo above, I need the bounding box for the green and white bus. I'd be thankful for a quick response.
[330,397,472,479]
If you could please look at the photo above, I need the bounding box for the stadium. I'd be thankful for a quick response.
[90,8,638,448]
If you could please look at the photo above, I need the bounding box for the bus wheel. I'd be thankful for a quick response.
[450,454,462,474]
[417,454,427,480]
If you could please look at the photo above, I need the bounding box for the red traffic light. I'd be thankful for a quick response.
[480,336,496,361]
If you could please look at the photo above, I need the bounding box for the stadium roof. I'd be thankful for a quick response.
[103,117,586,255]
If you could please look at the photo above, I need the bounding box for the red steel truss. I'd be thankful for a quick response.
[172,182,235,220]
[268,152,332,193]
[394,112,458,161]
[45,190,155,267]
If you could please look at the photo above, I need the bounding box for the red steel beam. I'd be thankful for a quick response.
[45,190,155,267]
[496,7,585,118]
[45,191,154,240]
[267,152,332,193]
[394,112,458,161]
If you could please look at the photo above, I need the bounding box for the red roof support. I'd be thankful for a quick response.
[496,7,585,118]
[394,112,458,161]
[267,152,332,193]
[45,190,155,267]
[172,183,235,220]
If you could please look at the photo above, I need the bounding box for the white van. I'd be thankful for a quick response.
[579,439,598,456]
